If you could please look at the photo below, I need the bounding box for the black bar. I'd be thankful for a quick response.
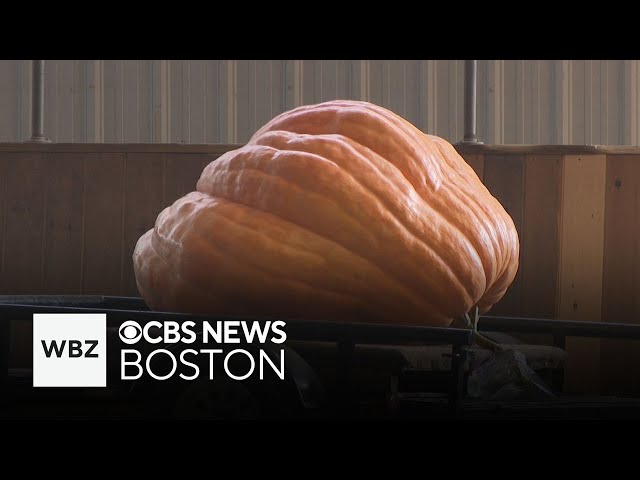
[337,338,355,410]
[0,313,8,396]
[480,315,640,340]
[448,345,467,418]
[0,303,474,346]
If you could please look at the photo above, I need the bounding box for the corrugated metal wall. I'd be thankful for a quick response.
[0,60,635,145]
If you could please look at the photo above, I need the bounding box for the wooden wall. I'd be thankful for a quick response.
[459,144,640,396]
[2,143,640,396]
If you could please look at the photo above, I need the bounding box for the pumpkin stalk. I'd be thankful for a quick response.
[466,306,504,352]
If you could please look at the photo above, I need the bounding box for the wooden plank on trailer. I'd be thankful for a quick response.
[522,155,562,318]
[82,153,126,295]
[42,153,84,294]
[601,155,640,395]
[1,153,46,294]
[558,154,606,394]
[121,153,166,297]
[483,155,525,316]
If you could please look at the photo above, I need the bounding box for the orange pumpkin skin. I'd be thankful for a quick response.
[133,100,519,326]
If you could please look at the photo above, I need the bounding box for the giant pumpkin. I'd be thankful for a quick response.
[133,100,519,327]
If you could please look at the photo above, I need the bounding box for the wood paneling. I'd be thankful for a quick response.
[558,154,607,394]
[601,155,640,395]
[2,153,46,293]
[42,153,85,294]
[121,153,166,296]
[0,143,639,396]
[522,155,562,318]
[483,155,525,316]
[81,153,126,295]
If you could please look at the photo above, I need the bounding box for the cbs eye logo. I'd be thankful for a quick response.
[119,321,143,345]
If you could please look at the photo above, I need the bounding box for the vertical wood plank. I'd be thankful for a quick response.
[82,153,126,295]
[483,155,525,315]
[163,154,210,208]
[42,153,85,294]
[1,153,46,293]
[522,155,562,318]
[121,153,166,296]
[558,154,606,394]
[601,154,640,395]
[461,154,484,182]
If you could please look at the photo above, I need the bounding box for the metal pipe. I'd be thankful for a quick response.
[461,59,482,144]
[27,60,50,143]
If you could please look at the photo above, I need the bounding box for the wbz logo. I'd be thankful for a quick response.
[33,314,106,387]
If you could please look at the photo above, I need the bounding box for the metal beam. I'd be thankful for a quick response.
[26,60,50,143]
[460,59,482,144]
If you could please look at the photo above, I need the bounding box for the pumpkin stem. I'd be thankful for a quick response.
[468,306,504,352]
